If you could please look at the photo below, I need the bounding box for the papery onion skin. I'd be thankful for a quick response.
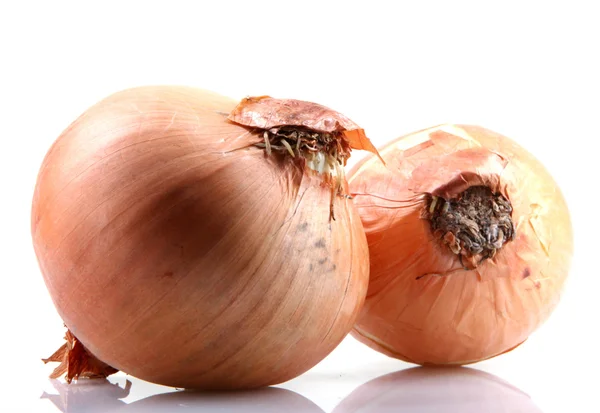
[228,96,382,158]
[32,86,369,389]
[348,124,573,365]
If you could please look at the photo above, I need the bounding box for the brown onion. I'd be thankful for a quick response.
[32,86,372,389]
[348,124,573,365]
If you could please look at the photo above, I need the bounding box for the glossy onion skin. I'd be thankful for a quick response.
[348,124,573,365]
[32,86,369,389]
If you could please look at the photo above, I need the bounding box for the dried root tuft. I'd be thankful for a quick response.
[426,186,515,269]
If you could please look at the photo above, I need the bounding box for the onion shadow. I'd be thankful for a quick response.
[41,378,325,413]
[333,366,543,413]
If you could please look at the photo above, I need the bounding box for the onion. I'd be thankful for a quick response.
[32,86,373,389]
[348,124,573,365]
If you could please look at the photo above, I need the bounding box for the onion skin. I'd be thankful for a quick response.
[348,124,573,365]
[32,86,369,389]
[228,95,382,158]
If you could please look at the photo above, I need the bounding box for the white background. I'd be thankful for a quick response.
[1,1,598,412]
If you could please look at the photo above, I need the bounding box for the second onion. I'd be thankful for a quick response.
[348,124,573,365]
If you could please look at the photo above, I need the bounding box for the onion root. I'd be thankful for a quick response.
[425,185,515,269]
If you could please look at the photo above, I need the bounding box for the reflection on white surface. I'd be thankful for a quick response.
[333,366,543,413]
[116,388,325,413]
[41,378,325,413]
[38,366,545,413]
[41,379,132,412]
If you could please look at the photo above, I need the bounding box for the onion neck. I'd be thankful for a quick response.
[258,125,348,168]
[426,186,515,269]
[256,126,351,220]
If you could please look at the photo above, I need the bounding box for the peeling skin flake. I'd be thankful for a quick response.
[228,96,383,161]
[43,329,118,383]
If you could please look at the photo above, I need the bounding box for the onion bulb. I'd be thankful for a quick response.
[32,86,374,389]
[348,124,573,365]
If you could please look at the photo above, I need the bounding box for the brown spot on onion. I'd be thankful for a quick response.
[314,238,327,248]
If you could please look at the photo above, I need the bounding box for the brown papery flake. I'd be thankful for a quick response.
[228,96,383,161]
[43,329,118,383]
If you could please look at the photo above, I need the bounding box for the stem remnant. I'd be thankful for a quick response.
[256,126,352,220]
[426,186,515,269]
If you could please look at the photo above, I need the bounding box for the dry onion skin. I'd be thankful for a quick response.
[32,86,373,389]
[348,124,573,365]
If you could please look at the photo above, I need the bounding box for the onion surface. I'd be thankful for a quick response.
[33,86,371,389]
[348,124,573,365]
